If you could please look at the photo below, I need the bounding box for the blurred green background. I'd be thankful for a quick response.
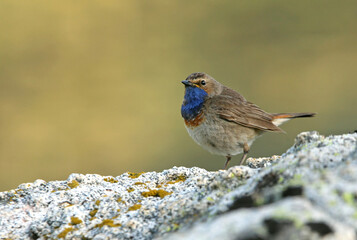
[1,1,356,191]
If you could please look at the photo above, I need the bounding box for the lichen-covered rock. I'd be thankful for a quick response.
[0,132,356,240]
[164,198,355,240]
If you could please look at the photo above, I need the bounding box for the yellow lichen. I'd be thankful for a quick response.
[172,223,180,231]
[117,197,126,204]
[57,227,74,238]
[89,209,98,217]
[141,189,172,199]
[67,180,79,189]
[128,204,142,211]
[127,172,145,179]
[166,175,186,184]
[94,219,121,228]
[95,200,101,206]
[134,182,145,185]
[103,177,118,183]
[127,187,135,193]
[70,216,82,225]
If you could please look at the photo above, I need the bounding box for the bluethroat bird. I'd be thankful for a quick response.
[181,72,315,169]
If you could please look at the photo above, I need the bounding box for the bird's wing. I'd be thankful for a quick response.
[207,87,284,132]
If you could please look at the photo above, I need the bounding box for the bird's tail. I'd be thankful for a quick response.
[272,112,316,126]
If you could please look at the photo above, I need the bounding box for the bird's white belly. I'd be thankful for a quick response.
[184,121,247,156]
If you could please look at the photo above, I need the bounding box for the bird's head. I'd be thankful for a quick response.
[181,72,223,97]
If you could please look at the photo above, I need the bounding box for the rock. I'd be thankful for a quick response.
[0,131,356,240]
[163,198,355,240]
[246,155,281,168]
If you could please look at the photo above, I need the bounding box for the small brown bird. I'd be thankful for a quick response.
[181,72,315,169]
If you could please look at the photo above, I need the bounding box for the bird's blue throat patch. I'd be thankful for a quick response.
[181,86,208,121]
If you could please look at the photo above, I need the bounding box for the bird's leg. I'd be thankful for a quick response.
[224,155,231,170]
[239,143,250,166]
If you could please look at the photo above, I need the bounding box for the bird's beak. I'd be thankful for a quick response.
[181,80,192,86]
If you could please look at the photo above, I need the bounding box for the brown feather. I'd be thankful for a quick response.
[206,87,284,132]
[272,112,316,119]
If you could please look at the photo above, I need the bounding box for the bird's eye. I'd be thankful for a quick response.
[200,80,206,86]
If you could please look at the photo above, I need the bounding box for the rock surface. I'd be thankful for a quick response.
[0,131,356,240]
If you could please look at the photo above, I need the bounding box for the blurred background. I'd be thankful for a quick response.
[1,0,356,191]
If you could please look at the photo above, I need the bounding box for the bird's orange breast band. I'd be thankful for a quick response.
[184,112,205,128]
